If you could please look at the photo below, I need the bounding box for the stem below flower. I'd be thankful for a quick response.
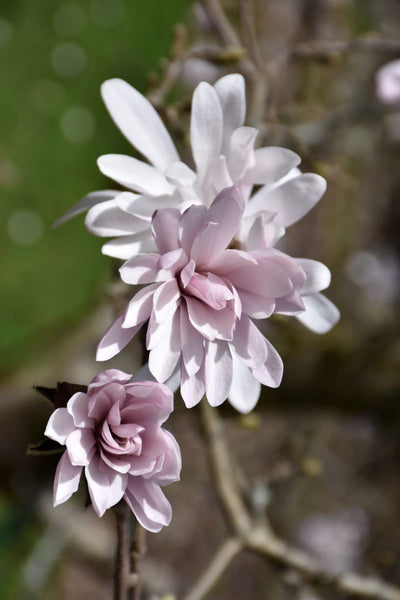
[114,502,132,600]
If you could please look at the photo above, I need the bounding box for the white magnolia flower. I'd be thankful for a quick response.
[57,74,339,333]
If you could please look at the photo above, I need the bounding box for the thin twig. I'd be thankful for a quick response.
[182,538,242,600]
[293,38,400,59]
[114,502,132,600]
[198,402,400,600]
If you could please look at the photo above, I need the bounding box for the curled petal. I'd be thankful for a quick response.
[251,339,283,388]
[45,408,75,445]
[124,478,172,533]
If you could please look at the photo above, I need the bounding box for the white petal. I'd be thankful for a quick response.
[204,340,232,406]
[214,73,246,153]
[116,191,180,220]
[148,310,181,382]
[246,147,301,185]
[119,253,160,285]
[97,314,142,361]
[231,315,268,368]
[228,352,261,413]
[248,173,327,226]
[296,293,340,334]
[164,161,196,186]
[85,198,148,237]
[251,339,283,388]
[190,82,223,178]
[98,154,173,195]
[122,283,159,329]
[102,230,155,259]
[296,259,331,294]
[53,190,118,227]
[54,452,82,506]
[101,78,179,170]
[45,408,75,444]
[180,359,205,408]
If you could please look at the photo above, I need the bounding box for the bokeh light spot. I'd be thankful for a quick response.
[61,106,96,143]
[90,0,125,27]
[53,3,87,37]
[51,42,87,77]
[7,210,44,246]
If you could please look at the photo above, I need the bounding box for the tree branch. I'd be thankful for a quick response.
[199,401,400,600]
[182,538,242,600]
[114,502,132,600]
[293,38,400,59]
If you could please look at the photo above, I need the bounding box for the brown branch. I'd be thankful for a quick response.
[198,401,400,600]
[114,502,132,600]
[182,538,242,600]
[293,38,400,59]
[129,524,147,600]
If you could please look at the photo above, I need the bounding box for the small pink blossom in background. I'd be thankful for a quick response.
[45,369,181,532]
[376,59,400,106]
[96,185,332,412]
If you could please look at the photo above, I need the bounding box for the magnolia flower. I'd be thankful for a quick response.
[376,59,400,106]
[56,73,338,333]
[44,369,181,532]
[96,186,332,412]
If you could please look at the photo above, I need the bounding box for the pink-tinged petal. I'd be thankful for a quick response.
[179,205,207,254]
[102,230,155,259]
[246,212,285,251]
[236,289,275,319]
[205,340,233,406]
[165,161,196,186]
[274,288,305,314]
[98,154,173,195]
[146,305,179,351]
[185,296,235,341]
[229,352,261,414]
[67,392,94,428]
[190,81,223,179]
[90,369,132,388]
[180,305,204,376]
[100,450,133,474]
[246,147,301,185]
[185,272,233,310]
[45,408,75,444]
[152,429,182,484]
[209,248,257,275]
[296,293,340,334]
[248,173,326,226]
[124,478,172,532]
[101,78,179,171]
[148,310,181,382]
[96,314,142,361]
[190,185,245,265]
[85,198,148,237]
[122,283,159,329]
[251,339,283,388]
[229,259,292,301]
[124,382,174,424]
[180,358,205,408]
[88,386,125,420]
[296,259,331,294]
[231,315,268,368]
[153,279,181,323]
[152,209,181,253]
[158,248,188,278]
[180,259,196,288]
[54,452,83,506]
[85,456,127,517]
[116,191,180,220]
[53,190,119,228]
[66,428,96,466]
[227,126,257,181]
[119,253,160,285]
[214,73,246,153]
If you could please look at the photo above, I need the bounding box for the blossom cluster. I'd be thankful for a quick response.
[47,73,339,529]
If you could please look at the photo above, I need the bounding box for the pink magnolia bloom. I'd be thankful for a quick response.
[376,59,400,106]
[44,369,181,532]
[56,73,338,334]
[96,186,331,412]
